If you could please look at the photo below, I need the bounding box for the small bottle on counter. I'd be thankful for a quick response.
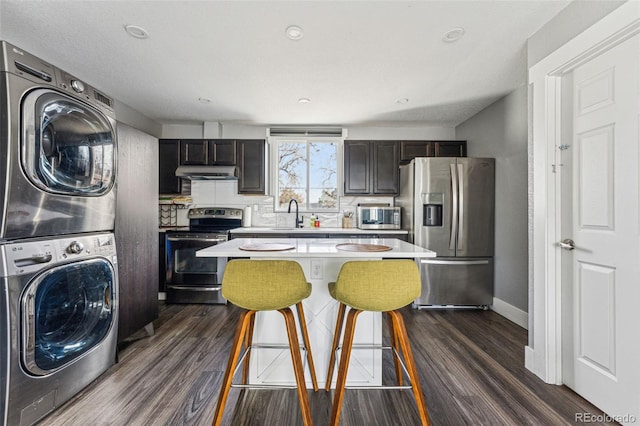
[310,214,316,227]
[315,218,320,227]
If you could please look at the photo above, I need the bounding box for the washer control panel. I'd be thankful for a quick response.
[0,233,116,277]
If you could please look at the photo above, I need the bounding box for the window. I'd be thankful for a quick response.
[271,138,340,211]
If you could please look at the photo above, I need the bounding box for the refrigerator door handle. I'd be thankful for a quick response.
[449,163,458,250]
[456,163,465,250]
[420,259,490,266]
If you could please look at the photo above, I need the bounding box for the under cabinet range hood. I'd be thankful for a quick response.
[175,166,237,180]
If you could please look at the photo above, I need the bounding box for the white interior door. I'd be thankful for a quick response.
[560,34,640,423]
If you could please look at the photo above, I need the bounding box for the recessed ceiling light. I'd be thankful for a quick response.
[198,97,212,103]
[285,25,304,41]
[443,27,465,43]
[298,97,311,104]
[396,98,409,104]
[124,24,149,39]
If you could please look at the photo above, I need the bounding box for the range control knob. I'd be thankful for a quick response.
[67,241,84,254]
[70,80,85,93]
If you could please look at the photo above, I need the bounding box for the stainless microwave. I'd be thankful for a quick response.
[357,206,401,230]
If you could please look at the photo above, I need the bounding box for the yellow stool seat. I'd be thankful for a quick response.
[326,260,431,426]
[222,259,311,310]
[327,260,420,311]
[212,260,318,426]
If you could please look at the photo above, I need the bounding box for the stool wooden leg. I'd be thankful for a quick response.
[212,310,255,426]
[241,312,256,385]
[330,308,361,426]
[295,302,319,391]
[386,312,404,387]
[388,310,431,426]
[325,302,346,391]
[279,308,313,426]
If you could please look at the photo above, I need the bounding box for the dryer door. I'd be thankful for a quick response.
[21,258,115,375]
[21,89,116,196]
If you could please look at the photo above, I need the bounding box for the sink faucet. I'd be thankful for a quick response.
[287,199,302,228]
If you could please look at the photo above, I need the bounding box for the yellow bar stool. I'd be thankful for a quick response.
[212,259,318,426]
[325,260,431,426]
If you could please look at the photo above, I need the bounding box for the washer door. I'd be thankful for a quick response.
[22,258,115,376]
[21,89,115,196]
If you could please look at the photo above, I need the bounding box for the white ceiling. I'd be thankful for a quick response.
[0,1,570,127]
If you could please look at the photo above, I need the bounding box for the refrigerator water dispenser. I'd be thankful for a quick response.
[422,193,443,227]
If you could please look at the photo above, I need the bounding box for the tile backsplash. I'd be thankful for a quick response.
[189,180,394,228]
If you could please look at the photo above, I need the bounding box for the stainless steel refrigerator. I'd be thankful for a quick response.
[396,157,495,308]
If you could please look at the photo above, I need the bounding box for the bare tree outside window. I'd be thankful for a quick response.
[276,140,338,211]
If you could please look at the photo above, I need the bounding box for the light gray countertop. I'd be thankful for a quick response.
[229,227,407,234]
[197,237,435,258]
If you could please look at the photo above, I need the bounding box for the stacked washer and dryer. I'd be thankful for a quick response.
[0,41,119,425]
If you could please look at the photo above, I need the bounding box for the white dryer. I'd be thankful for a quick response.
[0,41,117,240]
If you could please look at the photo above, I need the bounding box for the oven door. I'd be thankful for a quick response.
[165,232,227,304]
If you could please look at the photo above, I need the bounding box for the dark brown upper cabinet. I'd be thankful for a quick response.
[434,141,467,157]
[236,139,265,194]
[159,139,181,194]
[180,139,236,165]
[344,140,399,195]
[180,139,208,165]
[208,139,236,165]
[399,140,467,164]
[399,141,434,162]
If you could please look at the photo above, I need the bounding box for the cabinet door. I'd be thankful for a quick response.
[344,140,370,194]
[434,141,466,157]
[399,141,434,163]
[237,139,265,194]
[372,141,399,194]
[180,139,208,165]
[159,139,181,194]
[209,139,236,165]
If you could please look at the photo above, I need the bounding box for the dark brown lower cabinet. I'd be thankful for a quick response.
[116,123,159,342]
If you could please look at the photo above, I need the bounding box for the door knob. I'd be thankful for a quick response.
[558,239,575,250]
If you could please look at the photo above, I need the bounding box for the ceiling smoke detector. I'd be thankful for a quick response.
[124,25,149,39]
[443,27,465,43]
[298,97,311,104]
[396,98,409,104]
[285,25,304,41]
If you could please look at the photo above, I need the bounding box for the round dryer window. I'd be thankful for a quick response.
[21,89,116,196]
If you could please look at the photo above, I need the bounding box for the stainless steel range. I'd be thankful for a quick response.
[165,207,242,304]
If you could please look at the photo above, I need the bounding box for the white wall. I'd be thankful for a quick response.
[527,0,626,67]
[114,100,162,138]
[161,122,455,140]
[456,86,529,313]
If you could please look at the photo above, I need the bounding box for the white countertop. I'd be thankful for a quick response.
[229,227,407,234]
[197,237,435,258]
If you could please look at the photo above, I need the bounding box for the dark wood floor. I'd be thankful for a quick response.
[40,303,615,425]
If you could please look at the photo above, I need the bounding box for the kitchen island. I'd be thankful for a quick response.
[197,237,435,389]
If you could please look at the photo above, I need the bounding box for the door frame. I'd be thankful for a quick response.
[528,1,639,384]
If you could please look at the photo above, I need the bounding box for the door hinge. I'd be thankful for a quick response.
[558,144,571,151]
[552,164,564,173]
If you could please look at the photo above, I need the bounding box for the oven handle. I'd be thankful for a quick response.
[166,285,222,292]
[167,236,227,243]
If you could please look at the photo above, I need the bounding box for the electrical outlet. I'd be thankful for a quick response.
[310,260,323,279]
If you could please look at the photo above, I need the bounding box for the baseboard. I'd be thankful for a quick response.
[490,297,528,329]
[524,345,535,372]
